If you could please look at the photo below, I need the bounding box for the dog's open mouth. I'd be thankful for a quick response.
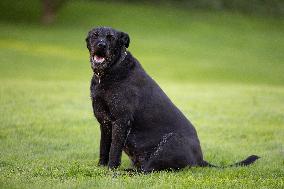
[92,55,105,64]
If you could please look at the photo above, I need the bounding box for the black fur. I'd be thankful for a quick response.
[86,26,260,172]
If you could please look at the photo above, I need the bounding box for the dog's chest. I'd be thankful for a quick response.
[91,82,122,119]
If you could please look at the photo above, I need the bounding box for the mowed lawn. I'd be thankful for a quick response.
[0,1,284,188]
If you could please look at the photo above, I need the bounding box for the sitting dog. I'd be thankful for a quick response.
[85,26,259,172]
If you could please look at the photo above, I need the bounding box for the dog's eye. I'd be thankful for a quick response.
[92,33,99,39]
[106,34,114,41]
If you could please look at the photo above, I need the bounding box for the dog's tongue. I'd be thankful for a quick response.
[93,55,105,63]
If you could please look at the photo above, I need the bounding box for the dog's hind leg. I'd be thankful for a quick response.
[141,132,203,172]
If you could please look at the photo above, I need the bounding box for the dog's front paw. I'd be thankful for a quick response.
[108,161,120,170]
[98,160,108,166]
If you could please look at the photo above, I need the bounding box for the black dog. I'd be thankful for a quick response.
[86,27,259,172]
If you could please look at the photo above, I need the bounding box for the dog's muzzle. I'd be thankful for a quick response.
[91,46,108,68]
[92,55,105,64]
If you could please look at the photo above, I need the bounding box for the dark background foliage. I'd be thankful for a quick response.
[0,0,283,25]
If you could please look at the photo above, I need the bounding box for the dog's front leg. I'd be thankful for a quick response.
[91,98,112,166]
[98,122,112,166]
[108,118,130,169]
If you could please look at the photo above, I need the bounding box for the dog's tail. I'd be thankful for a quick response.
[200,155,260,168]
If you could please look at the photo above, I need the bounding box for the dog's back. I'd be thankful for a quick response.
[111,52,204,171]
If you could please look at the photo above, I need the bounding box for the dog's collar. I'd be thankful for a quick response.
[94,51,127,84]
[94,72,102,84]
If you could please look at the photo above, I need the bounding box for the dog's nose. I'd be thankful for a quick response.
[97,42,106,49]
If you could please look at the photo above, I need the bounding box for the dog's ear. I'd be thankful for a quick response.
[120,32,130,48]
[85,35,90,49]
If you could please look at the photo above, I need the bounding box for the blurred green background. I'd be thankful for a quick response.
[0,0,283,188]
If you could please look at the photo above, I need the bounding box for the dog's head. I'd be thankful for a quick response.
[85,27,130,71]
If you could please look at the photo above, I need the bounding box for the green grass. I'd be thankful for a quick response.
[0,1,284,188]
